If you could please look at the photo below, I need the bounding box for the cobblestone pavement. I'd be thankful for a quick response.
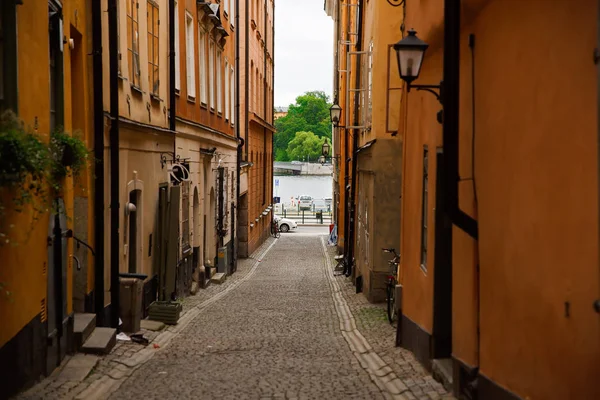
[16,234,453,400]
[326,244,454,400]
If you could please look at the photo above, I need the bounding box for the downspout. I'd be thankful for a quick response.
[263,0,268,119]
[443,0,478,240]
[108,0,120,329]
[333,0,341,225]
[271,0,275,228]
[91,0,105,325]
[234,0,241,271]
[596,0,600,316]
[169,0,176,132]
[346,0,364,277]
[244,0,250,160]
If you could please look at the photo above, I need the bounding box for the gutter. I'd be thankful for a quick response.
[91,0,105,325]
[108,0,120,329]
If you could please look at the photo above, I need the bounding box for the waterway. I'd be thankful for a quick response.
[273,174,333,204]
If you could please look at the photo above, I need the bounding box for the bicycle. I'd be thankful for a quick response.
[382,248,400,324]
[271,219,281,239]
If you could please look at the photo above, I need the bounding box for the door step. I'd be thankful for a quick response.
[210,272,226,284]
[73,313,96,352]
[432,358,454,392]
[81,327,117,355]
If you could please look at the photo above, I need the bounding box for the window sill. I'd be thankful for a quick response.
[130,85,143,95]
[200,102,208,110]
[187,95,196,104]
[175,89,181,96]
[420,264,427,275]
[251,19,256,30]
[210,107,215,114]
[217,111,223,118]
[118,74,127,81]
[150,94,163,103]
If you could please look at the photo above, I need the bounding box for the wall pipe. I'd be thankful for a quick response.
[442,0,478,240]
[169,0,176,132]
[244,0,249,160]
[108,0,121,329]
[596,0,600,315]
[234,0,240,272]
[91,0,105,325]
[346,0,364,277]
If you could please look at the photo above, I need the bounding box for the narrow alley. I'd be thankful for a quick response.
[108,233,450,399]
[18,232,451,400]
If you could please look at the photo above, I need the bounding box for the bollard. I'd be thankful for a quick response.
[302,210,305,224]
[284,208,286,218]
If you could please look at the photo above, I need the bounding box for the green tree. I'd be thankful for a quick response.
[274,91,332,161]
[286,131,330,162]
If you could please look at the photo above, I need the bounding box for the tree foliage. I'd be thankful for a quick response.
[274,91,332,161]
[286,131,330,162]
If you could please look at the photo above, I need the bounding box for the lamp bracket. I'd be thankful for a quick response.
[160,152,189,169]
[408,82,443,104]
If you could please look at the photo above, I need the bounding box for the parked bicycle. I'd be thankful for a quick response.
[270,218,281,239]
[382,248,400,324]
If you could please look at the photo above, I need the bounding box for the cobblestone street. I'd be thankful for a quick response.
[17,233,452,400]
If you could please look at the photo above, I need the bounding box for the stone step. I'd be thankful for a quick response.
[73,313,96,352]
[432,358,454,392]
[210,272,226,284]
[81,327,117,355]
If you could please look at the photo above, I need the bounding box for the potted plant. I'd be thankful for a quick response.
[148,301,182,325]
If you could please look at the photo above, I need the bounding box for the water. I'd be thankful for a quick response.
[273,175,333,204]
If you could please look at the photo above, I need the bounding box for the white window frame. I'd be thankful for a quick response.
[198,26,207,104]
[209,40,215,109]
[185,12,195,98]
[217,49,222,114]
[230,0,235,28]
[225,59,229,120]
[174,1,180,91]
[230,67,235,125]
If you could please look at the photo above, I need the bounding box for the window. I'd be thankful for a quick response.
[147,1,159,95]
[198,27,207,103]
[230,67,235,125]
[117,0,122,75]
[185,12,195,98]
[365,41,373,126]
[230,0,235,27]
[420,146,429,272]
[209,40,215,108]
[217,49,222,113]
[174,1,180,90]
[127,0,141,87]
[225,59,229,120]
[224,0,229,17]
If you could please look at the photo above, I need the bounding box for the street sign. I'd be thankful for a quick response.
[275,179,280,187]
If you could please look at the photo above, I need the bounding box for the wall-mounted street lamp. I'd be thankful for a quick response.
[394,29,443,123]
[329,101,345,128]
[322,139,331,157]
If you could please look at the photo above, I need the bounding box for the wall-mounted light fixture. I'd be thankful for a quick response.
[329,101,346,128]
[394,29,443,123]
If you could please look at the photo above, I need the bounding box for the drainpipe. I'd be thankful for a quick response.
[108,0,120,329]
[596,0,600,316]
[91,0,105,325]
[263,0,268,119]
[443,0,478,240]
[234,0,241,272]
[346,0,364,277]
[169,0,176,132]
[244,0,249,160]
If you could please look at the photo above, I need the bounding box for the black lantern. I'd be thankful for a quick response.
[322,139,331,157]
[329,102,342,127]
[393,29,429,84]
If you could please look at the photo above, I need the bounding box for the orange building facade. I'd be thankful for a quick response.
[237,0,275,258]
[397,1,600,399]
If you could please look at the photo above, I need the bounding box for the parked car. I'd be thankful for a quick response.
[312,199,329,212]
[299,195,313,210]
[274,215,297,233]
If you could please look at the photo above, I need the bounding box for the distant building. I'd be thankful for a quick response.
[274,106,288,120]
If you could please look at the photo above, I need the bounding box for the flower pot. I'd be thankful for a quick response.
[148,301,182,325]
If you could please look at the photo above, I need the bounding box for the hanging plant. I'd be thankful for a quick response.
[0,111,50,216]
[49,129,89,191]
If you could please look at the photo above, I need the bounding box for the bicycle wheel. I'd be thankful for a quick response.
[387,282,396,324]
[275,230,281,239]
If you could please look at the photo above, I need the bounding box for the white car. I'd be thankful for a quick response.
[299,195,313,210]
[274,215,297,233]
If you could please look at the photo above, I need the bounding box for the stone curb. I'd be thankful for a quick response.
[77,239,278,400]
[320,237,409,400]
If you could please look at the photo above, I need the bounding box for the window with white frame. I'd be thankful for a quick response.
[209,40,215,109]
[198,26,207,103]
[225,59,229,120]
[174,1,180,91]
[127,0,141,87]
[224,0,229,17]
[230,0,235,27]
[185,12,195,98]
[217,49,222,114]
[230,67,235,125]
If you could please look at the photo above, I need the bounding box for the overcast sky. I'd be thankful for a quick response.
[274,0,334,108]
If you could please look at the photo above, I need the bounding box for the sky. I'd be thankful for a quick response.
[274,0,334,108]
